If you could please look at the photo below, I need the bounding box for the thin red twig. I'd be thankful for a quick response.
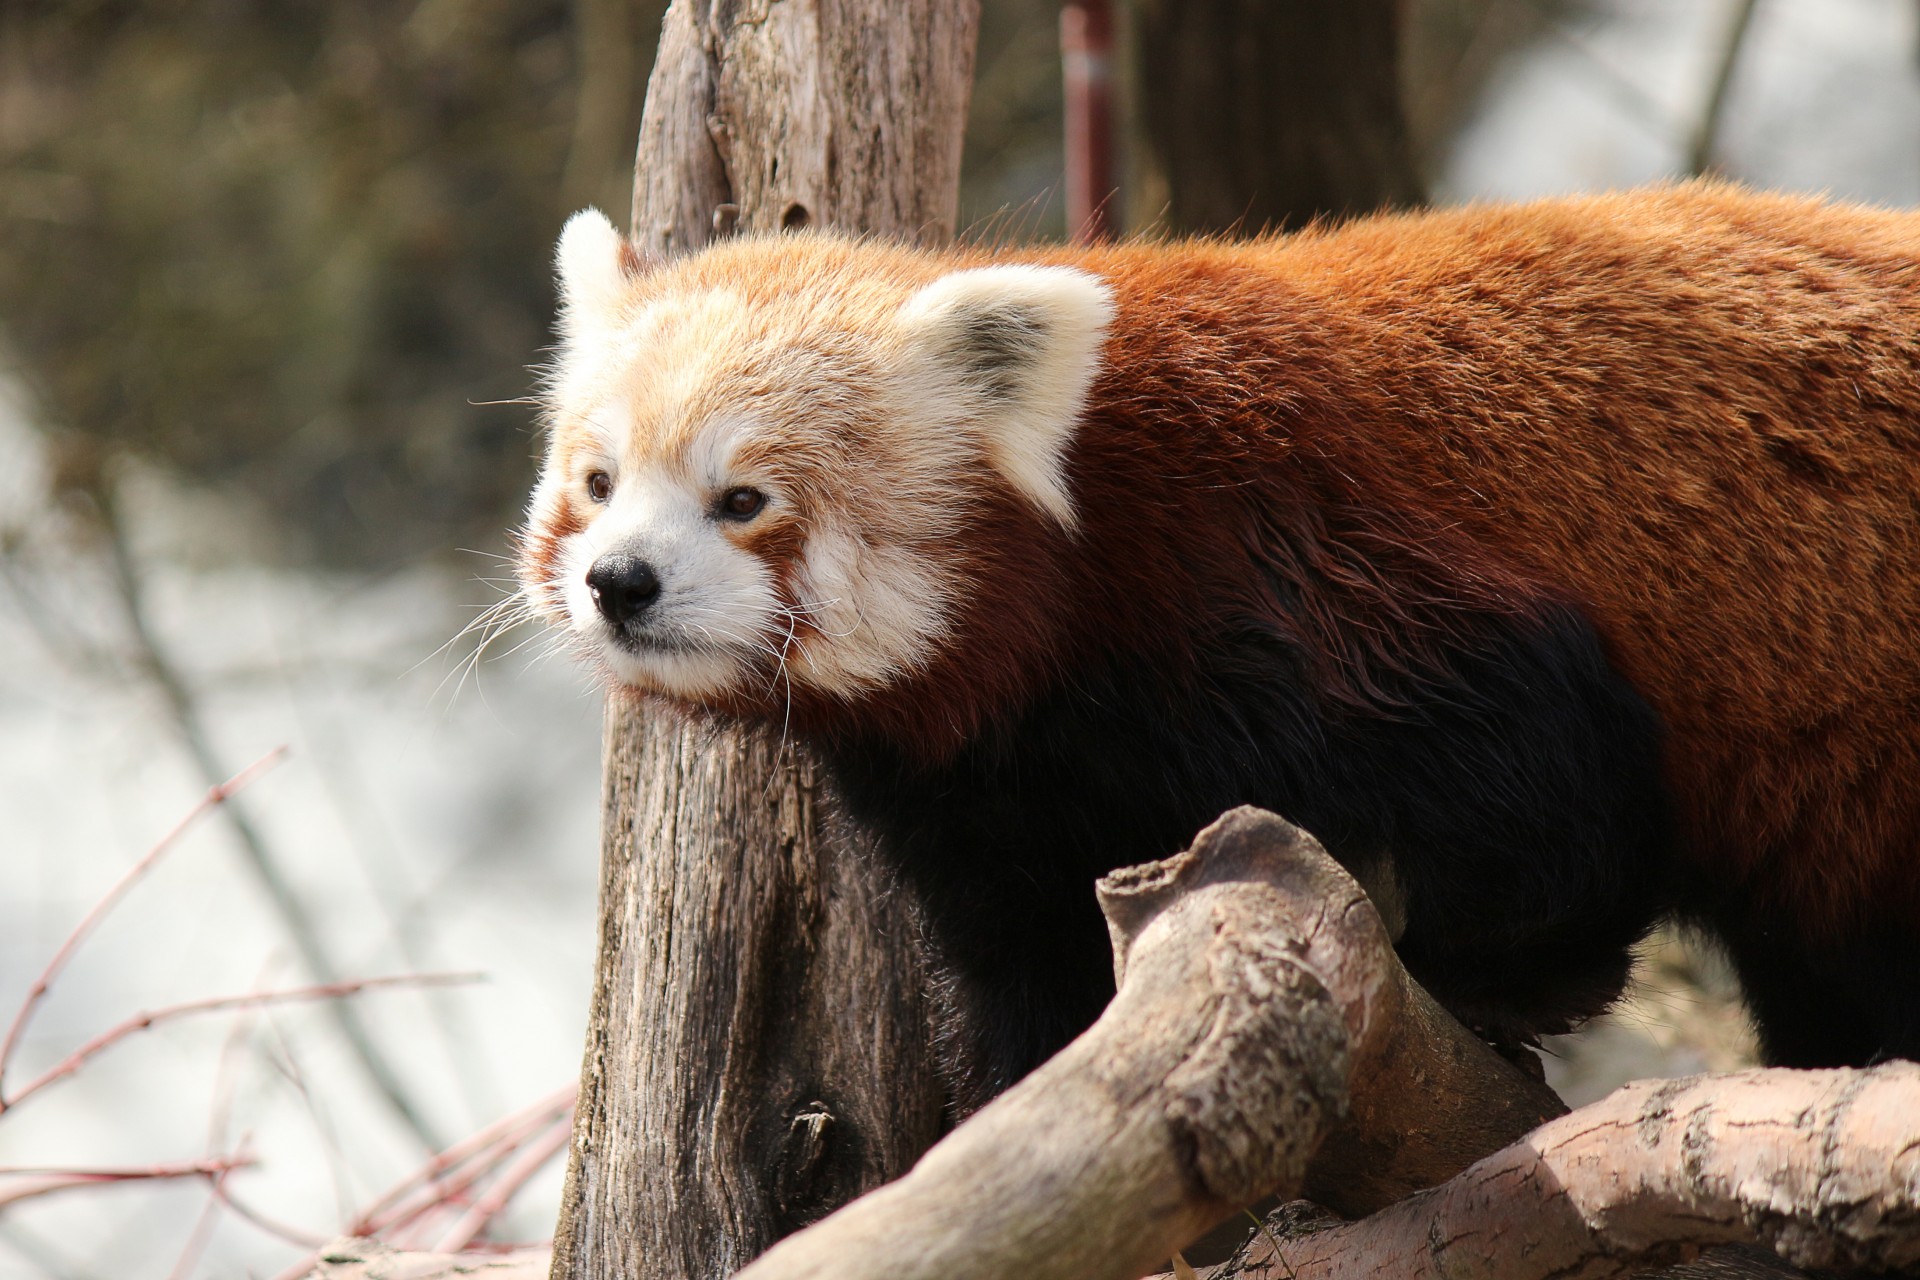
[258,1009,359,1221]
[0,746,288,1098]
[369,1102,561,1243]
[209,1180,332,1249]
[429,1112,574,1252]
[350,1082,575,1236]
[0,1156,254,1209]
[268,1084,576,1280]
[0,972,480,1113]
[166,1163,234,1280]
[167,1037,332,1252]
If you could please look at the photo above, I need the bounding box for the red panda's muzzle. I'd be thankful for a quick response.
[586,552,662,628]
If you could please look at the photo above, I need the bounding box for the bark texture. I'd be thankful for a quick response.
[720,808,1560,1280]
[1218,1064,1920,1280]
[551,5,980,1278]
[629,0,978,253]
[1118,0,1422,234]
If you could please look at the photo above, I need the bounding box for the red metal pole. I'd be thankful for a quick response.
[1061,0,1116,242]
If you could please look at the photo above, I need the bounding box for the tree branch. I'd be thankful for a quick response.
[1,973,477,1114]
[1218,1063,1920,1279]
[0,1157,254,1210]
[0,747,285,1099]
[90,482,448,1149]
[291,808,1920,1280]
[728,807,1558,1280]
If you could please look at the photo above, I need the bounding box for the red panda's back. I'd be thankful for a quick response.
[1072,184,1920,940]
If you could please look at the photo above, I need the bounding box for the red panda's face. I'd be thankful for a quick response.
[518,211,1112,714]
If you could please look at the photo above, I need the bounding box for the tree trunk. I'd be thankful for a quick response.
[549,5,980,1278]
[1118,0,1423,234]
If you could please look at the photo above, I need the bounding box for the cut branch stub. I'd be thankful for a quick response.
[1098,806,1383,985]
[1126,809,1567,1219]
[1099,811,1383,1207]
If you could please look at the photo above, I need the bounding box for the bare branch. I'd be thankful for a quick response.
[348,1083,576,1240]
[0,746,286,1097]
[90,481,448,1149]
[207,1181,332,1250]
[165,1162,234,1280]
[1219,1064,1920,1279]
[0,973,479,1113]
[268,1085,574,1280]
[428,1112,573,1252]
[0,1156,254,1210]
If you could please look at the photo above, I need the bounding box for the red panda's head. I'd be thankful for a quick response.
[517,210,1113,722]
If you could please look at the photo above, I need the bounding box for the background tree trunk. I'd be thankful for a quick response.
[1118,0,1423,234]
[549,5,980,1278]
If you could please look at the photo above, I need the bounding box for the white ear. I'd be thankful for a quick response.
[899,265,1113,526]
[556,208,640,344]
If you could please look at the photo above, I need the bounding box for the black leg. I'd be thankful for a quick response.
[923,910,1117,1115]
[1719,914,1920,1067]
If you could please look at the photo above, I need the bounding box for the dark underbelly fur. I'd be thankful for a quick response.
[823,605,1676,1113]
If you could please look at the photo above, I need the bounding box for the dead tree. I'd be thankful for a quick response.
[549,4,981,1279]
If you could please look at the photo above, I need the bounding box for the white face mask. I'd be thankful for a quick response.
[520,210,1113,706]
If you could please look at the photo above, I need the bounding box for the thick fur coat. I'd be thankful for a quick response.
[522,183,1920,1103]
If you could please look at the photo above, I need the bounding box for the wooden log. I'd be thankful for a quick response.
[1216,1063,1920,1279]
[724,807,1562,1280]
[550,4,981,1278]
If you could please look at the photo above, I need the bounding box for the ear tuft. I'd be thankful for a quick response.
[556,208,645,343]
[900,265,1113,526]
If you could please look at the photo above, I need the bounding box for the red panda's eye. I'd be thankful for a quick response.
[719,487,766,520]
[585,472,613,503]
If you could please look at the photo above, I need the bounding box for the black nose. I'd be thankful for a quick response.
[586,553,661,626]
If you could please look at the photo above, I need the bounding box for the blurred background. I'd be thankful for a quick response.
[2,0,1916,1274]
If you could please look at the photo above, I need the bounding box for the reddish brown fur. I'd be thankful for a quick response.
[1015,183,1920,943]
[517,494,584,608]
[687,184,1920,947]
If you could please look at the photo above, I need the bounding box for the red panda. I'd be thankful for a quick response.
[520,182,1920,1108]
